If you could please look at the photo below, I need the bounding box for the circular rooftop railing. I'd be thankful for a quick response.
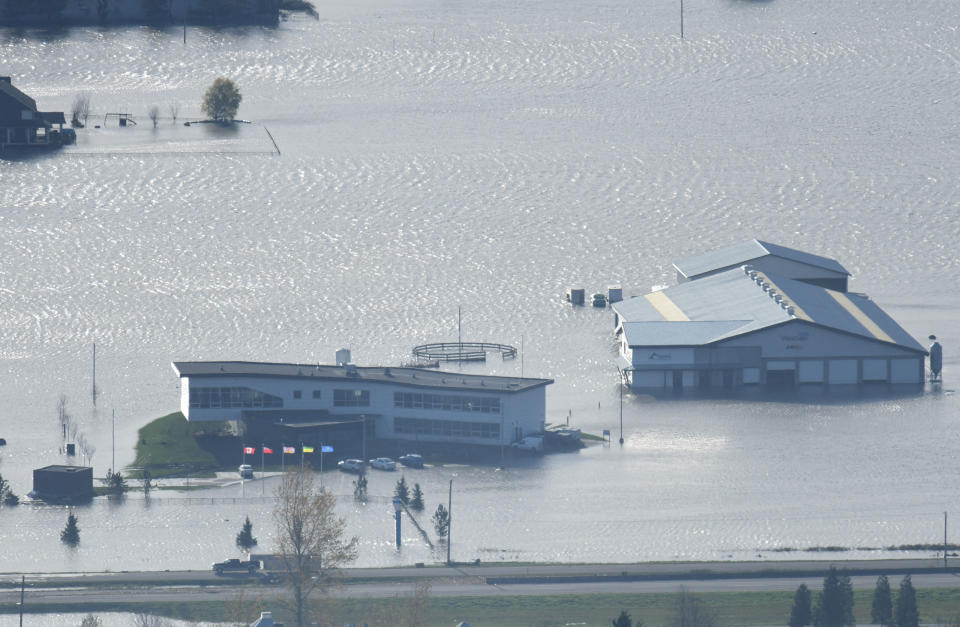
[412,342,517,363]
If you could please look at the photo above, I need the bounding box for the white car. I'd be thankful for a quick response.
[338,459,365,473]
[369,457,397,471]
[238,464,254,479]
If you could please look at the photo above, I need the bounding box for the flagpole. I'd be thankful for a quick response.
[281,444,285,474]
[261,445,265,496]
[300,443,304,469]
[320,445,324,490]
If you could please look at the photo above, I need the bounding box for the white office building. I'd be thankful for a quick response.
[613,241,927,390]
[171,361,552,450]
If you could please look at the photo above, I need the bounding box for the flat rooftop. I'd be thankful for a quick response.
[172,361,553,393]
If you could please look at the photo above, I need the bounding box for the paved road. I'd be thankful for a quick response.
[2,560,960,608]
[3,573,960,607]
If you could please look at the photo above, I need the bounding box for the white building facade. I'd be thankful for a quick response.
[172,362,552,448]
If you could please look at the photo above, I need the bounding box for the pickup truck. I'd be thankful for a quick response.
[212,558,260,575]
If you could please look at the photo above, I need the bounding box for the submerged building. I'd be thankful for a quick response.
[171,360,552,452]
[614,240,926,390]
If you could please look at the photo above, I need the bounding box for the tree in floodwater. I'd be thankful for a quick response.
[410,483,424,511]
[61,512,80,546]
[612,609,634,627]
[236,515,258,550]
[201,77,242,122]
[432,504,449,541]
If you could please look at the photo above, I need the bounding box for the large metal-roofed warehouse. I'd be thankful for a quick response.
[613,240,927,390]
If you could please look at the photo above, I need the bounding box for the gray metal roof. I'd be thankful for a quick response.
[172,361,553,393]
[615,267,924,353]
[673,240,850,279]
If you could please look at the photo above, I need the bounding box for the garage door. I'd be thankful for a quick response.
[829,359,858,384]
[798,361,825,383]
[862,359,888,382]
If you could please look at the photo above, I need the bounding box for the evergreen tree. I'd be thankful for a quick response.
[895,574,919,627]
[789,583,813,627]
[61,512,80,546]
[236,515,258,550]
[814,566,854,627]
[871,574,893,626]
[410,483,424,511]
[612,609,633,627]
[394,476,410,505]
[432,504,450,540]
[106,468,126,494]
[0,473,18,507]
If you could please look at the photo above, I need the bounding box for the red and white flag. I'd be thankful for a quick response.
[243,446,255,455]
[283,446,295,454]
[262,446,274,454]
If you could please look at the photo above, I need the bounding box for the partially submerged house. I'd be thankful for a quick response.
[0,77,66,149]
[614,241,927,390]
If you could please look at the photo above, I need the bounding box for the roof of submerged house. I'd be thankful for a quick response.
[673,239,851,279]
[614,267,924,353]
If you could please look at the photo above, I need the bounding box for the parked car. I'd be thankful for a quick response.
[369,457,397,471]
[338,458,365,473]
[398,453,424,468]
[238,464,254,478]
[212,558,260,575]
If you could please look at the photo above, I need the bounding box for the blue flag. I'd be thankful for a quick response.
[321,445,334,453]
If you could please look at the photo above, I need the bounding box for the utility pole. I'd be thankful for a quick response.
[447,479,453,565]
[183,0,187,45]
[680,0,684,40]
[945,511,949,569]
[92,343,96,405]
[111,408,115,475]
[18,575,24,626]
[457,306,462,368]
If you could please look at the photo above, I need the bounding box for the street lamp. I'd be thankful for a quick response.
[393,497,403,549]
[619,379,624,445]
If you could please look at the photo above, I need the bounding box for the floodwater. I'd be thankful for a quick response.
[0,0,958,576]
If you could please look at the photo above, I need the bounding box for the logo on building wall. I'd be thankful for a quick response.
[780,331,809,342]
[648,352,672,361]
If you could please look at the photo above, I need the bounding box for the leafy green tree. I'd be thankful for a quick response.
[61,512,80,546]
[201,77,242,122]
[352,473,367,502]
[895,574,919,627]
[394,476,410,505]
[410,483,424,511]
[236,515,258,550]
[432,504,449,540]
[871,574,893,626]
[814,566,854,627]
[789,583,812,627]
[613,609,633,627]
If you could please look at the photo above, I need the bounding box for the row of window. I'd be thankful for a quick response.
[190,387,283,409]
[333,389,370,407]
[292,390,323,400]
[393,392,501,414]
[394,417,501,439]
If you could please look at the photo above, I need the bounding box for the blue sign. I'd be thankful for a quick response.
[321,445,334,453]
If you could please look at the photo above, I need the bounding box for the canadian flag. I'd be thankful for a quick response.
[243,446,255,455]
[262,446,274,454]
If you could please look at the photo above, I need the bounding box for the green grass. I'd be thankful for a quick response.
[131,412,231,477]
[8,588,960,625]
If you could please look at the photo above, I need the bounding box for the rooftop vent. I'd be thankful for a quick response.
[786,306,796,316]
[335,348,351,367]
[774,294,783,304]
[345,364,358,376]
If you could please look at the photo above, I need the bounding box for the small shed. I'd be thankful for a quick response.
[32,465,93,501]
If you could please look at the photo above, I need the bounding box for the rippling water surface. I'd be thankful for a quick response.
[0,0,958,573]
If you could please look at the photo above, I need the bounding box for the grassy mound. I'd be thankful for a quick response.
[132,412,236,477]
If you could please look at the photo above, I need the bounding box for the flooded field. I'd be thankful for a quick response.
[0,0,958,573]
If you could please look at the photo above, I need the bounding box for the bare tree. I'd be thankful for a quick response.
[132,613,171,627]
[400,580,432,627]
[669,588,717,627]
[71,93,91,128]
[273,465,358,627]
[147,105,160,128]
[168,101,180,123]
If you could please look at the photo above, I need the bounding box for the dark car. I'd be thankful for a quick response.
[212,558,260,575]
[398,453,424,468]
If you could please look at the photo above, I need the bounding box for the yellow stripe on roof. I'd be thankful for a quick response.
[644,290,690,321]
[826,290,895,343]
[756,273,813,322]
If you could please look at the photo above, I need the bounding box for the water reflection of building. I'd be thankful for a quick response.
[614,240,927,390]
[171,358,552,453]
[0,77,66,148]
